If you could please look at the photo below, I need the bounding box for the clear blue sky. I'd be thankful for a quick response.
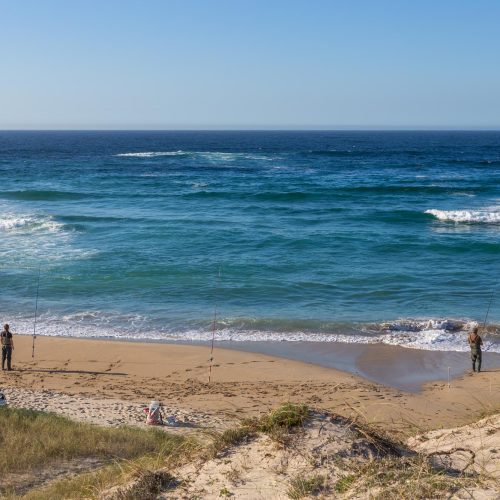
[1,0,499,129]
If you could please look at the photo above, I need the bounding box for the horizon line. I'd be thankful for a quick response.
[1,127,500,132]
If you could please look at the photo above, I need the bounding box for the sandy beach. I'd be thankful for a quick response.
[2,334,500,498]
[1,335,499,436]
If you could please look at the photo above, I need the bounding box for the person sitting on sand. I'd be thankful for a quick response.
[468,326,483,373]
[1,324,14,371]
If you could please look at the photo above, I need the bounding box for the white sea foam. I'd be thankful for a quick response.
[116,151,186,157]
[116,151,276,161]
[0,210,96,263]
[0,213,64,233]
[426,208,500,223]
[374,318,491,352]
[8,314,499,353]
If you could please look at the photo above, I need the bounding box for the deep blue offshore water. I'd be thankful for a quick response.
[0,131,499,352]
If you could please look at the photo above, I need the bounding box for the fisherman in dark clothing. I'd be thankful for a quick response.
[468,326,483,373]
[1,324,14,371]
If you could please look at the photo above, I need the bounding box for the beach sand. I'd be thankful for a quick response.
[1,335,499,436]
[220,340,500,392]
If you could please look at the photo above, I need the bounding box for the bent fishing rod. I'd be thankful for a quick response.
[208,266,222,384]
[32,265,41,360]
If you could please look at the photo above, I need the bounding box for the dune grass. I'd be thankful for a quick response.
[0,408,186,475]
[287,474,327,499]
[14,462,125,500]
[209,402,310,457]
[16,462,180,500]
[3,404,496,499]
[347,454,494,499]
[334,411,498,498]
[0,407,199,498]
[255,402,310,433]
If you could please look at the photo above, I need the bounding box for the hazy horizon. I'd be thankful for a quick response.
[1,127,500,132]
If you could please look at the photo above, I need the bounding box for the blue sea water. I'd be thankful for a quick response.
[0,131,499,352]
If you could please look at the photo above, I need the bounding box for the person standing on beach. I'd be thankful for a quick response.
[468,326,483,373]
[1,324,14,371]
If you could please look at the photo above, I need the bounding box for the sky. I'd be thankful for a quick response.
[1,0,499,129]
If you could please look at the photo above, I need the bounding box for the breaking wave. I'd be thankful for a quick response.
[425,209,500,224]
[9,314,500,353]
[115,151,275,161]
[0,213,65,233]
[116,151,187,157]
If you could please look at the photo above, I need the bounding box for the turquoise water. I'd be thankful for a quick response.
[0,131,499,351]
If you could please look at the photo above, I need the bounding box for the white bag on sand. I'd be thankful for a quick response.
[165,415,177,426]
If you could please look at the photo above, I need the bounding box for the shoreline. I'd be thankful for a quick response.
[218,340,500,392]
[11,332,500,392]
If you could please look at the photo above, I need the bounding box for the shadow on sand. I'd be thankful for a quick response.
[14,368,127,376]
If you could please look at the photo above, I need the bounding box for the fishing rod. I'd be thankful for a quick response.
[481,285,497,352]
[32,265,41,360]
[208,266,222,384]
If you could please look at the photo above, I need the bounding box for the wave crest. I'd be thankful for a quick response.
[0,213,64,233]
[425,209,500,224]
[115,151,275,161]
[116,151,186,157]
[7,314,499,353]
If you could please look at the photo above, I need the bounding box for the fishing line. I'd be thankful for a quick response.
[208,266,222,384]
[32,265,41,360]
[481,284,497,352]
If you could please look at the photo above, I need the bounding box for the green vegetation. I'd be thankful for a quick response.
[253,402,310,445]
[256,403,310,432]
[340,412,493,498]
[0,408,195,498]
[208,426,257,458]
[353,455,489,499]
[2,404,496,499]
[16,460,180,500]
[1,404,308,497]
[218,486,233,497]
[209,403,310,457]
[19,463,126,500]
[287,474,326,499]
[0,408,185,474]
[334,474,356,493]
[110,470,177,500]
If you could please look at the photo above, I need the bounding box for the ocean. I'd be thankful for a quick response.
[0,131,499,352]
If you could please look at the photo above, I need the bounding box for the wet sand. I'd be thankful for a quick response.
[220,340,500,391]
